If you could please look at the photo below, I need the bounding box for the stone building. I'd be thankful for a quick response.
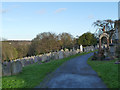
[113,19,120,43]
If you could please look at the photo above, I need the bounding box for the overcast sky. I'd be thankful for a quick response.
[2,2,118,40]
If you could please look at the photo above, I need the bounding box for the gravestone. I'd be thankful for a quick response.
[70,49,73,55]
[72,50,77,55]
[34,56,38,63]
[37,56,42,62]
[64,49,69,57]
[89,46,92,51]
[95,45,98,49]
[2,61,12,76]
[46,55,50,62]
[80,45,83,52]
[58,51,64,59]
[91,46,94,51]
[86,47,89,52]
[20,59,26,67]
[11,61,22,75]
[65,49,69,52]
[24,59,30,66]
[109,44,115,56]
[30,58,34,64]
[27,60,31,65]
[41,55,47,62]
[88,46,90,52]
[54,52,59,60]
[50,52,55,60]
[76,49,80,53]
[63,51,67,58]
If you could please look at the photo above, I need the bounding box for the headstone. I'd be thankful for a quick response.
[110,44,115,56]
[70,49,73,55]
[61,49,64,51]
[73,47,75,51]
[2,61,12,76]
[24,59,30,66]
[54,52,59,60]
[34,56,38,63]
[58,51,64,59]
[50,52,55,60]
[76,49,80,53]
[30,58,34,64]
[72,50,77,55]
[11,61,22,75]
[20,59,26,67]
[90,46,92,51]
[95,45,98,49]
[86,47,89,52]
[80,45,83,52]
[41,55,47,62]
[37,56,42,62]
[46,55,50,62]
[27,60,31,65]
[63,51,67,58]
[65,49,69,52]
[68,51,71,56]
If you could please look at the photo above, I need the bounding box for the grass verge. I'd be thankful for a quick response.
[2,51,92,88]
[87,56,119,88]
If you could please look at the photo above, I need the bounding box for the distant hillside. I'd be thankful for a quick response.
[3,40,32,46]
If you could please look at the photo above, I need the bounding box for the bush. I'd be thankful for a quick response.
[2,42,18,61]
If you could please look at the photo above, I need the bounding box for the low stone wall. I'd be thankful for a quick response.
[2,46,96,76]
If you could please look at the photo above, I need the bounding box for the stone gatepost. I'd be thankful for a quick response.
[99,33,110,52]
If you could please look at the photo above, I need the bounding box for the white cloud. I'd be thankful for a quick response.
[88,15,94,19]
[1,4,21,14]
[55,8,67,13]
[4,18,16,21]
[11,5,21,8]
[37,9,46,14]
[0,9,9,13]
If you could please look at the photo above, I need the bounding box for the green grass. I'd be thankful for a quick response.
[87,57,119,88]
[2,52,92,88]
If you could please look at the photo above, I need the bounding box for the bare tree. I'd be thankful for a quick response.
[58,32,75,50]
[28,32,60,55]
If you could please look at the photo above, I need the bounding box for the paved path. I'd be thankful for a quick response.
[36,53,107,88]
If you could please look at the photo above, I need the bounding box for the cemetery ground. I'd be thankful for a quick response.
[87,57,119,88]
[2,52,91,88]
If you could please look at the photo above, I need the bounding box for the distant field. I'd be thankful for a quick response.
[2,52,91,88]
[87,57,119,88]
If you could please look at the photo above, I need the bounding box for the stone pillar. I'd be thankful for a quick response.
[107,39,109,49]
[99,39,101,51]
[110,39,112,44]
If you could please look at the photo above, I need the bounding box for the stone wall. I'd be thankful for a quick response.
[2,46,96,76]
